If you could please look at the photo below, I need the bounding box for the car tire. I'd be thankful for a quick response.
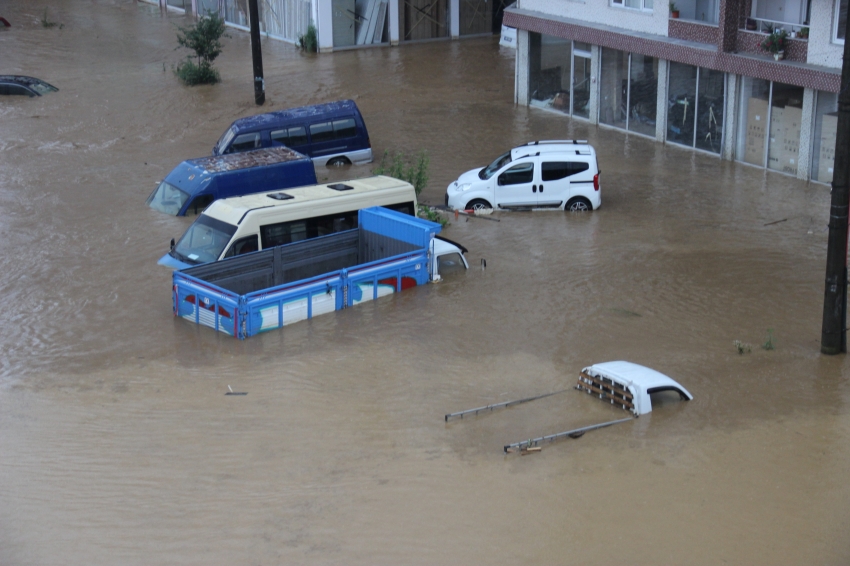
[327,157,350,167]
[466,199,491,212]
[566,197,592,212]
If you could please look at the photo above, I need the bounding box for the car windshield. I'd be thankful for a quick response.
[215,126,236,154]
[479,151,512,180]
[146,181,190,216]
[170,214,238,266]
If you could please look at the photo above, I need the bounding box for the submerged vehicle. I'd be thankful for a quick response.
[172,207,468,339]
[146,147,317,217]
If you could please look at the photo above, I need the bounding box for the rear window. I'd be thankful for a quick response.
[541,161,590,181]
[333,118,357,138]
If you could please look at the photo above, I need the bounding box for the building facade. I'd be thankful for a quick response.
[152,0,501,51]
[503,0,847,182]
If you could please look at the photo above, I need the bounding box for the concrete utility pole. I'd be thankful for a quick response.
[821,13,850,354]
[248,0,265,105]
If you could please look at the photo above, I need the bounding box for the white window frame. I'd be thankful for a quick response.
[611,0,654,12]
[834,0,847,44]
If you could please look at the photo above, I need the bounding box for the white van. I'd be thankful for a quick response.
[159,176,418,270]
[445,140,601,212]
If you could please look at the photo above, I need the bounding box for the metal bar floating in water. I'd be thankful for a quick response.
[503,417,634,453]
[445,389,569,422]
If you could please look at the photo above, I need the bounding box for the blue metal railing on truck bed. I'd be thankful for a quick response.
[172,207,439,339]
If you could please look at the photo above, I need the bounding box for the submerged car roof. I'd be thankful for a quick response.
[178,147,309,175]
[229,99,361,134]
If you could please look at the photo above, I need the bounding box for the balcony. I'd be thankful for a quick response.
[737,16,809,62]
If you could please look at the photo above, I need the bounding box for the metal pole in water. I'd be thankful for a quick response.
[503,417,634,453]
[821,8,850,354]
[248,0,265,106]
[445,389,568,421]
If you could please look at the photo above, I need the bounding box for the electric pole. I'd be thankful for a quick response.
[821,12,850,354]
[248,0,265,105]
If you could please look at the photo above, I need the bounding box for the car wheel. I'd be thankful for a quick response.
[327,157,350,167]
[466,199,491,212]
[566,197,592,212]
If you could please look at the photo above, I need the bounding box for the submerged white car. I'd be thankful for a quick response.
[446,140,601,212]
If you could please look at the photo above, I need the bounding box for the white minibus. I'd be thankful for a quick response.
[159,176,417,269]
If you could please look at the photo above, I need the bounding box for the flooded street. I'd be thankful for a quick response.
[2,0,850,563]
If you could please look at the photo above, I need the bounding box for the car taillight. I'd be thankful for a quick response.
[593,173,599,191]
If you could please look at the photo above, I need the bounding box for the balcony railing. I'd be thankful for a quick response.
[740,16,809,39]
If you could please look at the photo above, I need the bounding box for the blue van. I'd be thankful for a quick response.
[146,147,317,216]
[212,99,373,167]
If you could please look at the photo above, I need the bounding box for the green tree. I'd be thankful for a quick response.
[174,12,229,85]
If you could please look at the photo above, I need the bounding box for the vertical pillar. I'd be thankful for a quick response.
[317,0,334,52]
[797,88,816,180]
[655,59,669,142]
[515,29,530,105]
[722,73,738,160]
[389,0,400,45]
[588,44,601,125]
[450,0,460,38]
[716,0,740,52]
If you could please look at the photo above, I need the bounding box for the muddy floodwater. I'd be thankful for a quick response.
[2,1,850,564]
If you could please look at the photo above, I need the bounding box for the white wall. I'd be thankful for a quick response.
[807,0,844,67]
[518,0,670,36]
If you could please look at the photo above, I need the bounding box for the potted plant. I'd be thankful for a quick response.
[760,28,788,60]
[745,18,757,30]
[799,26,809,39]
[669,2,679,18]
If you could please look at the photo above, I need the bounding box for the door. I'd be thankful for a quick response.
[494,161,537,208]
[539,161,575,207]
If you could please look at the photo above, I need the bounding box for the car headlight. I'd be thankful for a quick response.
[457,183,472,192]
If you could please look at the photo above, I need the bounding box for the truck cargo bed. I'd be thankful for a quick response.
[171,207,440,339]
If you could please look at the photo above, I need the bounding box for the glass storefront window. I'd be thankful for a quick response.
[668,62,697,147]
[736,77,771,166]
[668,64,724,154]
[628,54,658,136]
[736,78,803,174]
[813,92,838,183]
[695,68,724,154]
[529,35,572,113]
[333,0,388,47]
[403,0,448,40]
[459,0,492,35]
[767,83,804,174]
[573,54,591,119]
[600,48,629,129]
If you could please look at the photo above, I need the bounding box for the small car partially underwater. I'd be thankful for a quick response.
[0,75,58,97]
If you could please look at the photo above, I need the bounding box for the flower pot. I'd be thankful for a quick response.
[774,50,784,61]
[671,10,679,17]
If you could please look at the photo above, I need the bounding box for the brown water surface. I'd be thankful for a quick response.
[2,1,850,564]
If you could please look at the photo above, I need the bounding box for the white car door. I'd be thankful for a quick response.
[494,160,538,208]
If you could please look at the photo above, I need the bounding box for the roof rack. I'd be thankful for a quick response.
[523,140,589,146]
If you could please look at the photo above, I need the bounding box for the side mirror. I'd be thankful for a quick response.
[170,238,175,251]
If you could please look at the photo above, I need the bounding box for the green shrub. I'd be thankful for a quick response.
[174,11,229,86]
[373,150,430,196]
[298,24,318,52]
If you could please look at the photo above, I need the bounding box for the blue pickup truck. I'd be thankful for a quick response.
[146,147,317,216]
[172,207,468,339]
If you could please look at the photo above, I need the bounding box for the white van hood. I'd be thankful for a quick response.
[456,168,484,185]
